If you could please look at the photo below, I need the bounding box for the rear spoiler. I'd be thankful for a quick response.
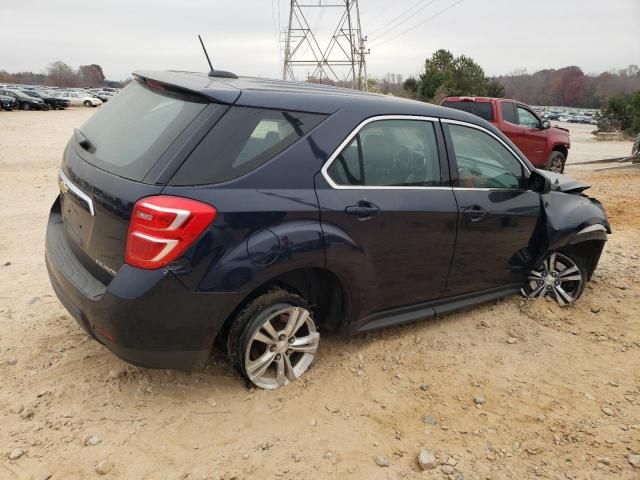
[133,70,241,105]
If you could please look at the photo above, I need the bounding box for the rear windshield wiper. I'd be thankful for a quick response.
[74,129,95,153]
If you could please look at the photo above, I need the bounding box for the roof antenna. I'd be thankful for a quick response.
[198,35,214,73]
[198,34,238,79]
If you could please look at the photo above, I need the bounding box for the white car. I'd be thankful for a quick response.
[54,91,102,107]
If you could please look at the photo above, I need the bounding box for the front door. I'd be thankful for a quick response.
[315,117,458,320]
[515,104,548,165]
[443,120,541,294]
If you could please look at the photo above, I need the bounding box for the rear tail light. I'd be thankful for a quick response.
[125,195,217,269]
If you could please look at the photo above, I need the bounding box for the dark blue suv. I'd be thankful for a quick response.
[45,70,610,389]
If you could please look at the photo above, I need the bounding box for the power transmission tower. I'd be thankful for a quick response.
[282,0,368,91]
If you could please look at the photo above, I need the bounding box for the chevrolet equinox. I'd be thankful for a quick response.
[45,70,610,389]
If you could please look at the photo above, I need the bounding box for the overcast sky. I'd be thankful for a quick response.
[1,0,639,82]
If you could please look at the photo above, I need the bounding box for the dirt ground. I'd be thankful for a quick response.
[0,108,639,480]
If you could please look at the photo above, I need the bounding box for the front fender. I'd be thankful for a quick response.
[537,191,610,262]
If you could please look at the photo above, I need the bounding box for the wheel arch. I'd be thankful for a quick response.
[552,144,569,159]
[214,266,351,349]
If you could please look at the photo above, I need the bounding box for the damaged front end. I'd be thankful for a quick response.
[522,170,610,305]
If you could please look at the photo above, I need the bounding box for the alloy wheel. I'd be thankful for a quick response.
[522,252,583,306]
[244,306,319,389]
[549,157,564,173]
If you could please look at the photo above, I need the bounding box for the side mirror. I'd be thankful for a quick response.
[528,169,551,194]
[541,120,551,129]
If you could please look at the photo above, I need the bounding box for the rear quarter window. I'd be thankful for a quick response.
[170,107,325,186]
[442,101,494,121]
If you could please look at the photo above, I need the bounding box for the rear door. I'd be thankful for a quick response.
[58,80,224,281]
[315,116,458,320]
[442,120,541,294]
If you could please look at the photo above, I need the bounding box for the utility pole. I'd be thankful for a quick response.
[282,0,368,91]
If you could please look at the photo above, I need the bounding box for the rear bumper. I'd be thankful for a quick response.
[45,201,242,370]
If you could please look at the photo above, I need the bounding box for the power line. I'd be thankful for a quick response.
[368,0,433,36]
[369,0,465,49]
[369,0,437,42]
[272,0,281,62]
[364,0,402,31]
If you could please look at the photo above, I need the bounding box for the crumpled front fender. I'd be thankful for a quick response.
[533,191,610,268]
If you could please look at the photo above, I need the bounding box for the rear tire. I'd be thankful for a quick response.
[227,288,319,389]
[547,151,565,173]
[23,103,31,111]
[84,100,92,107]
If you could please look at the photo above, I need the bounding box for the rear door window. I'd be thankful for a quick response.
[326,119,442,187]
[77,81,208,181]
[501,101,516,124]
[170,107,325,185]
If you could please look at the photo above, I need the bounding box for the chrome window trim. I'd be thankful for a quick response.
[441,118,532,174]
[58,168,95,216]
[320,115,448,191]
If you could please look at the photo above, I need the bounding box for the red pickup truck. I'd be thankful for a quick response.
[442,97,571,173]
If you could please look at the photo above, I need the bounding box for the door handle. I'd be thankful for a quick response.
[462,205,487,222]
[346,201,380,218]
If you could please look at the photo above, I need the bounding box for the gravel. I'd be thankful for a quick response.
[9,448,25,460]
[601,406,614,416]
[82,434,102,447]
[417,449,437,470]
[422,415,436,425]
[95,460,114,475]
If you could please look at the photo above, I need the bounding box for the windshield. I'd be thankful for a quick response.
[76,81,208,182]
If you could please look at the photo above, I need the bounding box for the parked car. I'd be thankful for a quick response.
[45,71,610,389]
[441,97,571,173]
[0,94,18,111]
[53,91,102,107]
[0,89,48,110]
[89,91,113,103]
[20,90,70,110]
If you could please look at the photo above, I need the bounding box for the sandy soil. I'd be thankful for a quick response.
[0,108,639,480]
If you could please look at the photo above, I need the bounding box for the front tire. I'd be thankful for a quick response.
[547,151,565,173]
[227,288,320,389]
[23,103,31,111]
[522,251,586,306]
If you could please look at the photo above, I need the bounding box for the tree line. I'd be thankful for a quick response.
[495,65,640,108]
[0,61,123,88]
[369,49,640,111]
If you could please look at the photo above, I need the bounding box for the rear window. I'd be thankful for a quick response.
[442,101,494,121]
[77,81,207,181]
[170,107,325,185]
